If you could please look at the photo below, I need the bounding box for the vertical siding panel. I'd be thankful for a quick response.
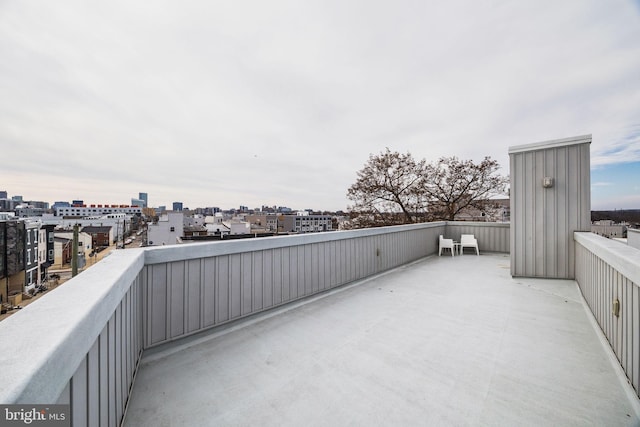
[203,258,216,327]
[557,148,568,278]
[273,248,283,305]
[241,252,253,315]
[625,277,632,374]
[318,242,327,291]
[170,262,185,338]
[88,340,100,427]
[295,245,304,297]
[187,259,201,333]
[108,318,116,427]
[534,150,545,276]
[282,247,291,301]
[71,357,88,427]
[329,241,337,288]
[150,264,167,345]
[115,305,123,424]
[290,246,299,299]
[123,291,130,406]
[252,251,263,311]
[99,326,108,427]
[310,243,319,293]
[264,250,274,308]
[634,284,640,393]
[230,254,242,319]
[304,244,313,295]
[216,256,229,323]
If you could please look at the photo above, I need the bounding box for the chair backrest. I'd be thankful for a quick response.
[461,234,475,243]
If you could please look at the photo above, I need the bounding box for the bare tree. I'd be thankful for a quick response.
[346,148,427,227]
[346,151,508,228]
[424,156,509,221]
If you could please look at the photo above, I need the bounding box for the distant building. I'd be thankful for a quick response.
[591,220,627,238]
[228,221,250,235]
[0,218,55,300]
[81,226,114,248]
[172,202,183,212]
[24,221,40,291]
[139,193,148,208]
[38,224,55,283]
[15,205,47,217]
[131,198,145,208]
[204,215,230,237]
[52,201,71,210]
[55,204,142,217]
[0,197,16,212]
[148,212,184,246]
[54,231,92,268]
[0,218,25,302]
[281,213,333,233]
[183,225,208,238]
[53,237,72,269]
[40,214,130,244]
[245,214,280,232]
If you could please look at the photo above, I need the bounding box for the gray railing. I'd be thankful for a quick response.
[574,232,640,398]
[445,221,510,254]
[0,221,509,426]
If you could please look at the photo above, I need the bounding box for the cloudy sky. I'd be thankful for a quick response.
[1,1,639,211]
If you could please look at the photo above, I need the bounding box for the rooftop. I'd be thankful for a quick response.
[124,253,639,426]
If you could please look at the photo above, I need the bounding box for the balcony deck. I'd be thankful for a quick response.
[124,254,640,426]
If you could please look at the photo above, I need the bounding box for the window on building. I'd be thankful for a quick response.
[170,227,175,232]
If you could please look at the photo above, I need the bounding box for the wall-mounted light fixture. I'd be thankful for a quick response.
[613,298,620,318]
[542,177,554,188]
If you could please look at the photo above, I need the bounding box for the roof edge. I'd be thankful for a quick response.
[508,134,592,154]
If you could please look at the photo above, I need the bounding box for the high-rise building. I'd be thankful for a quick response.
[172,202,183,212]
[139,193,148,208]
[131,198,145,208]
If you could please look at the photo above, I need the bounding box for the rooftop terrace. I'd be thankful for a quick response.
[0,221,639,427]
[125,253,638,426]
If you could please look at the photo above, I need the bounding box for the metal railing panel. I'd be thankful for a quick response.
[575,232,640,397]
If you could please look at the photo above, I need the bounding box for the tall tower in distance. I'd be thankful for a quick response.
[139,192,148,208]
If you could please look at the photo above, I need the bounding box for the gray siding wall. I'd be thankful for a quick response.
[575,232,640,398]
[141,223,446,347]
[509,135,591,278]
[445,222,510,253]
[56,274,144,427]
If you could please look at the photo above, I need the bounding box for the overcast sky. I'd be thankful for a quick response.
[1,1,639,211]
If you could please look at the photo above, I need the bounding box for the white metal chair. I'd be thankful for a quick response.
[460,234,479,255]
[439,235,455,256]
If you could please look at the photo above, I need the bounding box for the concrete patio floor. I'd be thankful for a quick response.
[124,254,640,426]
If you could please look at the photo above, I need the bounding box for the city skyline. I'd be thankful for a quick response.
[1,1,639,211]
